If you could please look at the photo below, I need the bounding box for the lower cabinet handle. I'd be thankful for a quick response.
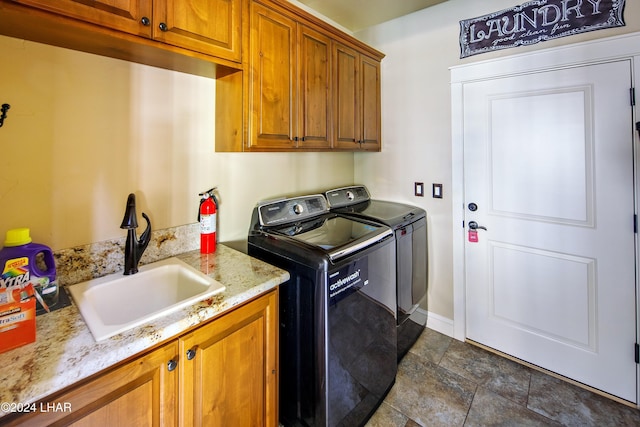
[167,359,178,371]
[186,348,197,360]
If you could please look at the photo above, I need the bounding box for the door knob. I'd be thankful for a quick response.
[468,221,487,231]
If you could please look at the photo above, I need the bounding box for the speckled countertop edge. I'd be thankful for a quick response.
[0,244,289,416]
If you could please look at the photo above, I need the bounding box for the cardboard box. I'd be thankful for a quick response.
[0,283,36,354]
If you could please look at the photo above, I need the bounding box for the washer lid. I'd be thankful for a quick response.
[273,215,392,261]
[336,200,426,228]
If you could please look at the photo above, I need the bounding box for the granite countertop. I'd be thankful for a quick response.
[0,244,289,418]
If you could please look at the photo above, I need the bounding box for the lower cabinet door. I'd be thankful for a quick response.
[4,341,179,427]
[180,290,278,427]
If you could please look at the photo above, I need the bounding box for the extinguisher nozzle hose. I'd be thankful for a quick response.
[199,187,217,197]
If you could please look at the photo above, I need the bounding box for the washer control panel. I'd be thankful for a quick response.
[257,195,328,226]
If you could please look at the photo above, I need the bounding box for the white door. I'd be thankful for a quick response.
[463,60,637,403]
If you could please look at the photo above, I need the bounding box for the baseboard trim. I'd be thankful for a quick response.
[424,309,454,338]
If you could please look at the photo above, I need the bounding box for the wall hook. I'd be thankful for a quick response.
[0,104,10,128]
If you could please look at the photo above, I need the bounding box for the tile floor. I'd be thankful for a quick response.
[366,328,640,426]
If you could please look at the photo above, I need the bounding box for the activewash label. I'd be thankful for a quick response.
[329,258,369,304]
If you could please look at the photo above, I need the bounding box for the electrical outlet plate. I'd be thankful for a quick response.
[414,182,424,197]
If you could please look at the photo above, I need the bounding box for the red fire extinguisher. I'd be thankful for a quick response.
[199,188,218,254]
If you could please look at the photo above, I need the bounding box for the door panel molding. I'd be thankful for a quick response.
[488,241,597,352]
[487,86,595,227]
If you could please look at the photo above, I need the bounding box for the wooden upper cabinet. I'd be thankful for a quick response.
[249,2,297,150]
[297,25,332,149]
[11,0,153,36]
[334,43,359,150]
[360,54,382,151]
[248,2,332,151]
[334,42,381,151]
[154,0,242,62]
[11,0,242,62]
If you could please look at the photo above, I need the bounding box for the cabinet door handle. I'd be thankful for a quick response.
[186,348,197,360]
[159,22,169,32]
[140,16,150,26]
[167,359,178,371]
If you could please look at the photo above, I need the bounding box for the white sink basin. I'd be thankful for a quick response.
[68,257,225,342]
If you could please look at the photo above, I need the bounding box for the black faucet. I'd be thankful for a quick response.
[120,193,151,275]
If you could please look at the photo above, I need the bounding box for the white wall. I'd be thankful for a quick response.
[0,35,355,250]
[354,0,640,320]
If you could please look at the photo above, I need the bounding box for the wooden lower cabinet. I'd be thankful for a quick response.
[180,289,278,426]
[3,341,179,427]
[4,290,278,427]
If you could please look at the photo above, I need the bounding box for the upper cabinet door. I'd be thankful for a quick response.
[333,42,381,151]
[333,42,360,150]
[153,0,243,62]
[12,0,153,37]
[249,2,297,150]
[297,25,332,149]
[360,54,381,151]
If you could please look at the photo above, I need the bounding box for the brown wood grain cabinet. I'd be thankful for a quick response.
[248,2,298,150]
[334,43,382,151]
[0,0,383,152]
[217,0,383,152]
[10,0,154,38]
[4,290,278,427]
[247,2,332,150]
[11,0,242,63]
[297,25,333,149]
[2,341,180,426]
[180,289,278,426]
[154,0,243,63]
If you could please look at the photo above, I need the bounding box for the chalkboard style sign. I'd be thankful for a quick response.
[459,0,626,58]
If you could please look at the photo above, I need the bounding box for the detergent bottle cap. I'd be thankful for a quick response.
[4,228,33,247]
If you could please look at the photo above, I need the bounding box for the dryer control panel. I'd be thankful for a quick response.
[325,185,370,208]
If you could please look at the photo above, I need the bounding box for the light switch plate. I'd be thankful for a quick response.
[433,183,443,198]
[415,182,424,197]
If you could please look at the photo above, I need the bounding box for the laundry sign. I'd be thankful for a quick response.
[459,0,626,58]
